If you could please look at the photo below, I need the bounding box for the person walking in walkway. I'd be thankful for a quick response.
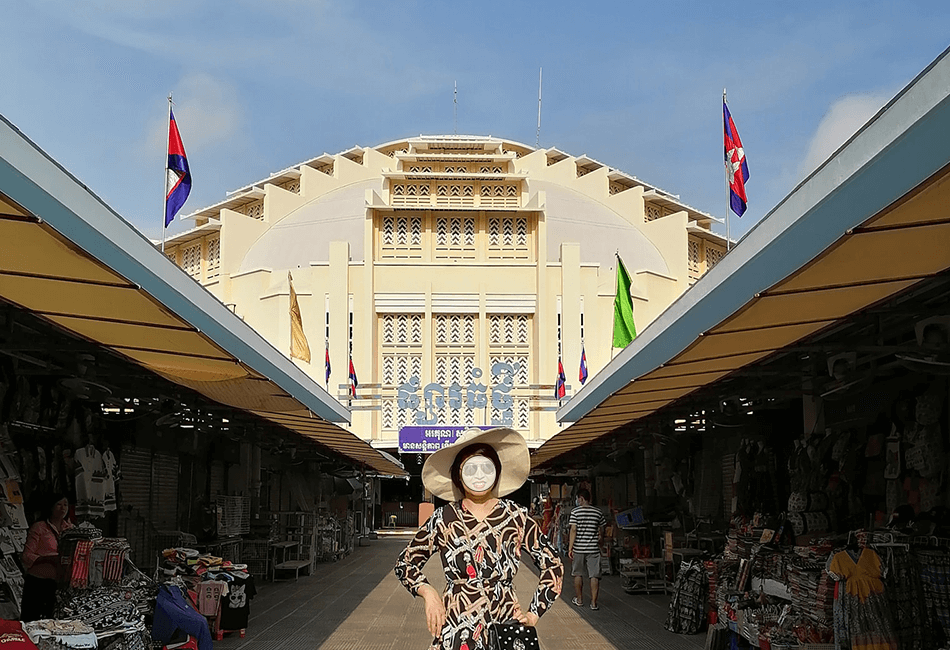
[568,488,607,610]
[395,427,563,650]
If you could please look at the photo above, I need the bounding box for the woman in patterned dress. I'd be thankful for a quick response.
[395,428,563,650]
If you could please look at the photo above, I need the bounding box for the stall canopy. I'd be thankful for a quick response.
[0,113,405,477]
[535,46,950,468]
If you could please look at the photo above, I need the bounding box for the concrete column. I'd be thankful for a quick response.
[560,244,581,398]
[329,241,350,401]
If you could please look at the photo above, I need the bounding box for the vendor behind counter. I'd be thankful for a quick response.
[20,492,72,622]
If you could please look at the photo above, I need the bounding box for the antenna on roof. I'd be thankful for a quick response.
[536,67,542,148]
[454,81,458,135]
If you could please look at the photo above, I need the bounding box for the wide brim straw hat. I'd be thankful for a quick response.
[422,427,529,501]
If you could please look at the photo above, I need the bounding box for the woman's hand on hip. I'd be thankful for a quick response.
[512,601,539,627]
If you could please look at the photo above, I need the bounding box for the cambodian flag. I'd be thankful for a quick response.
[348,358,358,398]
[325,346,331,385]
[165,108,192,227]
[579,346,588,385]
[555,358,566,399]
[723,100,749,218]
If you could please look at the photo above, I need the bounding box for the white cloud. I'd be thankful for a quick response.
[797,92,891,180]
[144,73,242,154]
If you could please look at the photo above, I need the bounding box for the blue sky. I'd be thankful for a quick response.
[3,1,949,242]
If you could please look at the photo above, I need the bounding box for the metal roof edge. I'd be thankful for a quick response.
[0,114,351,424]
[556,45,950,425]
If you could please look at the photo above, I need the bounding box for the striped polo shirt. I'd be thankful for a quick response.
[569,504,607,553]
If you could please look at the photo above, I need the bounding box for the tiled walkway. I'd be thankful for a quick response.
[217,535,705,650]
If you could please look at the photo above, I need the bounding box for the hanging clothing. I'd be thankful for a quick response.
[826,549,898,650]
[665,561,706,634]
[74,446,105,518]
[395,499,563,650]
[881,547,931,650]
[218,573,256,630]
[102,449,118,512]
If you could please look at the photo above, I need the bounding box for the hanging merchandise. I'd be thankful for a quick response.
[826,547,898,650]
[218,571,257,632]
[881,546,932,650]
[74,445,106,519]
[665,560,706,634]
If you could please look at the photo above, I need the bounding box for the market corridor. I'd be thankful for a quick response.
[215,536,702,650]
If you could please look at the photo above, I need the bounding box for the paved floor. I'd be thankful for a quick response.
[217,534,705,650]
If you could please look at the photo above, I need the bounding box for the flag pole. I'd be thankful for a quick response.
[162,93,172,252]
[536,67,542,148]
[723,89,732,253]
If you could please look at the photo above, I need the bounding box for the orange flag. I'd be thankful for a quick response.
[289,272,311,363]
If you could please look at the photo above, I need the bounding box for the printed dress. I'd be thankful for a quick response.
[826,548,898,650]
[395,499,563,650]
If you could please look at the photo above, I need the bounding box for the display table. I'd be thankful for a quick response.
[271,541,308,581]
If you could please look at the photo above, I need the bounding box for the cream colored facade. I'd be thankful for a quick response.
[163,136,725,449]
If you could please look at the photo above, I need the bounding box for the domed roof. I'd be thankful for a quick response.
[239,179,374,272]
[537,180,670,276]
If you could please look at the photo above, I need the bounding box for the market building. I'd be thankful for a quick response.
[531,46,950,648]
[162,135,727,514]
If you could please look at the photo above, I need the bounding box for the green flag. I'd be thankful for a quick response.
[612,255,637,348]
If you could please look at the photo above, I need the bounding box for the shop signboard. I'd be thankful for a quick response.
[398,425,494,453]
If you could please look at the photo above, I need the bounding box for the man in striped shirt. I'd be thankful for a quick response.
[568,488,607,610]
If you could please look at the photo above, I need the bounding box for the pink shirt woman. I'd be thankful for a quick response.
[20,495,72,621]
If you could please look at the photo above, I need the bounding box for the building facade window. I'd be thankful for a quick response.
[488,314,531,430]
[206,236,220,279]
[381,314,424,432]
[434,315,477,426]
[182,242,201,279]
[380,216,424,259]
[487,216,530,260]
[688,238,702,283]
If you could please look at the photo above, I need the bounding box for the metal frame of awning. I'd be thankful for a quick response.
[535,45,950,469]
[0,114,406,477]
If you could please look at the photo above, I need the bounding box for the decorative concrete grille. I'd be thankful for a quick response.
[182,243,201,278]
[243,200,264,220]
[391,182,430,207]
[489,314,530,345]
[408,165,432,173]
[165,249,176,263]
[435,184,474,208]
[487,217,529,258]
[206,237,220,279]
[479,184,520,208]
[279,179,300,194]
[434,218,477,259]
[609,182,631,195]
[382,314,423,345]
[688,239,702,282]
[444,165,468,173]
[479,165,504,173]
[380,217,423,258]
[576,165,592,177]
[706,246,725,269]
[317,163,333,176]
[645,204,663,221]
[435,314,476,345]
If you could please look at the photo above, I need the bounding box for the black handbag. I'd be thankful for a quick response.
[487,621,539,650]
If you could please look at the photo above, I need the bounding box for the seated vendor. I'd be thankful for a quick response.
[21,493,72,622]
